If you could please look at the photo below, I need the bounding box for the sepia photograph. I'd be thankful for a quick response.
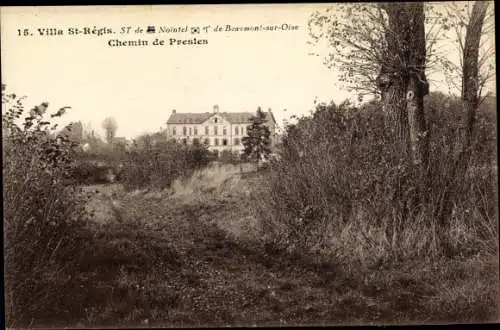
[1,2,498,328]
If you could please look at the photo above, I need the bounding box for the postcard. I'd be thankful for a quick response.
[2,3,498,328]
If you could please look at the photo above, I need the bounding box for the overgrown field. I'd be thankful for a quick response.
[4,90,498,327]
[11,164,497,328]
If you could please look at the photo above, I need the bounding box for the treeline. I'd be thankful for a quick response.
[69,137,250,187]
[68,108,272,187]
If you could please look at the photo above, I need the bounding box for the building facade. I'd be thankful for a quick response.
[166,105,276,154]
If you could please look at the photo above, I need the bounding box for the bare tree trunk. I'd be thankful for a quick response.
[378,3,410,163]
[378,3,430,247]
[381,84,410,163]
[461,1,489,163]
[437,1,489,231]
[378,3,429,166]
[405,3,429,167]
[406,79,428,166]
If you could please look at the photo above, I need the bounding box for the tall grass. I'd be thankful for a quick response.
[168,162,254,199]
[256,94,498,267]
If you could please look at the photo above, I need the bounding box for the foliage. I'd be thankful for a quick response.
[69,161,123,185]
[242,107,271,164]
[257,95,497,263]
[121,136,210,191]
[61,121,84,143]
[307,3,464,99]
[2,87,94,326]
[218,150,244,164]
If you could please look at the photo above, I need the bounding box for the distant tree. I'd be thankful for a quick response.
[82,121,96,140]
[187,138,210,168]
[133,133,154,151]
[102,116,118,144]
[242,107,271,169]
[61,121,84,143]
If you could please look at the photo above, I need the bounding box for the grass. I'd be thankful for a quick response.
[25,164,497,327]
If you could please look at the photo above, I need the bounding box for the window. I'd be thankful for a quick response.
[183,126,187,136]
[214,117,218,123]
[205,126,209,135]
[172,127,176,135]
[193,138,200,145]
[214,138,219,146]
[235,126,239,135]
[234,138,240,145]
[223,127,227,135]
[204,138,210,145]
[214,126,218,136]
[182,138,187,145]
[222,139,228,146]
[189,127,192,135]
[194,127,198,135]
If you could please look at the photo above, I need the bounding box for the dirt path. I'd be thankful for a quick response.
[40,184,496,328]
[72,188,359,326]
[80,189,407,326]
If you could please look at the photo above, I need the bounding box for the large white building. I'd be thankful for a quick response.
[166,105,277,154]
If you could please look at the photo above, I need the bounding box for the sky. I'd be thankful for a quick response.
[1,3,496,139]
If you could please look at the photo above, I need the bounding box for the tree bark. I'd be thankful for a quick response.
[378,3,429,166]
[405,3,429,167]
[381,83,410,163]
[461,1,489,162]
[378,3,409,162]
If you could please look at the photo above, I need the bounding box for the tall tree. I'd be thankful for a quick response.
[242,107,271,169]
[441,1,495,101]
[309,3,437,166]
[102,116,118,144]
[460,1,490,161]
[433,1,491,229]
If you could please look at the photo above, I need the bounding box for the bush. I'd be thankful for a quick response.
[69,161,123,184]
[121,137,210,191]
[218,150,243,164]
[2,89,94,326]
[256,95,497,265]
[70,145,127,185]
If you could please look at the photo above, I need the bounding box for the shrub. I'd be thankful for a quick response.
[70,145,127,185]
[69,161,123,184]
[218,150,243,164]
[2,88,94,326]
[121,137,210,191]
[256,95,497,265]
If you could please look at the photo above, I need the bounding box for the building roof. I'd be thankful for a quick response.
[167,111,276,125]
[167,112,213,124]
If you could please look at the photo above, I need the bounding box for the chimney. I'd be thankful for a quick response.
[172,109,176,114]
[213,105,219,113]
